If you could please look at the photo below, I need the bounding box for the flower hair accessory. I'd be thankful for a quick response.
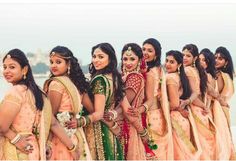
[6,54,11,59]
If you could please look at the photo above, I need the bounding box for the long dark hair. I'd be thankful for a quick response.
[200,48,217,79]
[49,46,89,94]
[3,49,44,111]
[215,46,234,80]
[166,50,191,99]
[89,43,125,104]
[121,43,143,72]
[143,38,162,71]
[183,44,207,98]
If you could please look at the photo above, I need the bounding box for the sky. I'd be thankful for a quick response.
[0,0,235,65]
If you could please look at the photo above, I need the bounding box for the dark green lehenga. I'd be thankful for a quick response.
[84,74,124,160]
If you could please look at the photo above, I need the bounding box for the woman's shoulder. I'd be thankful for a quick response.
[3,85,27,105]
[126,72,143,80]
[8,84,27,95]
[91,74,109,83]
[166,73,179,85]
[184,66,196,76]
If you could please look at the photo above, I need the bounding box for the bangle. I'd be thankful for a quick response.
[81,116,87,127]
[111,122,118,129]
[109,110,118,120]
[138,128,148,137]
[10,134,21,144]
[67,144,76,152]
[85,115,91,126]
[188,98,192,105]
[47,141,53,148]
[142,103,148,113]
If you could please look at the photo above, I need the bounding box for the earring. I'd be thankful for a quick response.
[23,73,26,80]
[192,61,196,67]
[224,64,227,69]
[68,66,70,75]
[122,65,127,75]
[136,61,141,72]
[177,66,180,74]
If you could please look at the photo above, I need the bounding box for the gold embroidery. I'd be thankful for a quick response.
[94,122,105,160]
[192,111,215,135]
[4,94,21,106]
[171,118,196,153]
[93,80,105,95]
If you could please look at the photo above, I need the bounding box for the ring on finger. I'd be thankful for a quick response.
[24,145,31,151]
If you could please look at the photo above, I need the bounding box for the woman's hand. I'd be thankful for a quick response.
[218,97,228,107]
[15,134,34,154]
[65,118,77,129]
[103,111,113,121]
[140,134,149,144]
[127,106,140,117]
[179,99,190,109]
[178,108,189,118]
[201,108,210,116]
[70,146,80,160]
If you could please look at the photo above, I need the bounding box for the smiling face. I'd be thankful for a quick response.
[92,48,109,71]
[50,54,69,76]
[215,53,227,69]
[142,43,156,63]
[182,49,195,67]
[165,55,179,73]
[122,50,139,72]
[3,57,27,85]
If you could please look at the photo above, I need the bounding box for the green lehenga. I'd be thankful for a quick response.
[84,74,124,160]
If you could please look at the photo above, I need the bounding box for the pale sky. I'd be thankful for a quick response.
[0,0,235,65]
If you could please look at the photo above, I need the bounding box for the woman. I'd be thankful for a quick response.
[214,46,235,159]
[0,49,79,160]
[165,50,202,160]
[199,48,218,117]
[120,43,147,160]
[182,44,217,160]
[43,46,92,160]
[141,38,173,159]
[83,43,124,160]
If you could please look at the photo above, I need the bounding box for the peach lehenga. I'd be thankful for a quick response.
[185,66,218,160]
[0,84,51,160]
[121,72,146,160]
[213,72,235,159]
[145,67,173,160]
[166,73,202,160]
[44,76,92,160]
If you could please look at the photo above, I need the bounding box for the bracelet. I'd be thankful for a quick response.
[109,110,118,120]
[67,144,76,152]
[142,103,148,113]
[85,115,91,126]
[10,134,21,145]
[188,98,192,105]
[81,116,87,127]
[47,141,53,148]
[77,117,83,127]
[138,128,148,137]
[111,122,118,130]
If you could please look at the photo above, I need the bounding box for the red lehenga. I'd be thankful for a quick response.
[121,72,147,160]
